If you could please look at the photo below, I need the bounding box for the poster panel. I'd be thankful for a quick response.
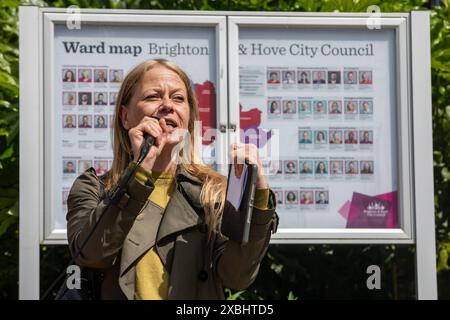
[236,24,404,235]
[45,18,224,240]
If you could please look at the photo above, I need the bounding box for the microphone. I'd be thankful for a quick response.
[136,115,160,165]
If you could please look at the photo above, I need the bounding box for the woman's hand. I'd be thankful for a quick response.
[230,143,268,189]
[128,116,170,172]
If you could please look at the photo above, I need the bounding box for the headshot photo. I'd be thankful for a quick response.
[94,115,108,129]
[328,100,342,114]
[284,160,297,174]
[94,69,108,83]
[94,160,109,175]
[346,160,359,174]
[359,130,373,144]
[359,70,373,85]
[298,100,312,114]
[110,92,118,106]
[359,100,373,114]
[315,191,329,204]
[63,160,76,174]
[330,160,343,175]
[267,70,281,84]
[274,191,284,205]
[78,92,92,106]
[268,100,281,114]
[63,114,76,128]
[345,130,358,144]
[78,115,92,128]
[327,71,341,84]
[62,68,76,82]
[110,69,124,83]
[314,130,327,144]
[300,160,313,174]
[78,68,92,83]
[300,191,314,205]
[94,92,108,105]
[344,70,357,84]
[62,92,76,105]
[282,70,296,84]
[285,191,298,205]
[312,71,326,84]
[283,100,296,114]
[78,160,92,173]
[315,161,328,175]
[329,130,343,144]
[297,70,311,84]
[268,160,282,175]
[314,100,327,114]
[299,130,313,144]
[360,161,374,174]
[345,100,358,114]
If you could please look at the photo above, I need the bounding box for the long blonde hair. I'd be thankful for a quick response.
[106,59,226,236]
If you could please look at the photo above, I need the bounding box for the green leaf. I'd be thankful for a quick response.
[0,144,13,160]
[437,246,450,272]
[225,288,245,300]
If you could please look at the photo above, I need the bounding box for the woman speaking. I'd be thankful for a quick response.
[66,59,278,300]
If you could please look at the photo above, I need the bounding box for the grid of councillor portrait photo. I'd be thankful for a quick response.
[267,97,374,120]
[62,158,113,176]
[262,64,377,217]
[266,67,373,90]
[61,66,122,132]
[274,158,375,181]
[272,188,330,209]
[298,127,374,150]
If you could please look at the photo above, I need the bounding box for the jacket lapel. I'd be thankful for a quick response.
[120,200,164,277]
[155,187,202,244]
[119,165,204,276]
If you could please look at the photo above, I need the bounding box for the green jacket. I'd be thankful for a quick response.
[66,165,278,300]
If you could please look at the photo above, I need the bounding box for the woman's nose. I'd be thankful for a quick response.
[159,97,174,114]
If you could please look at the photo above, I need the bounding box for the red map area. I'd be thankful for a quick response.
[195,81,272,147]
[195,81,216,145]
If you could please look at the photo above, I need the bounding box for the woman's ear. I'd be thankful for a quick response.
[119,105,130,130]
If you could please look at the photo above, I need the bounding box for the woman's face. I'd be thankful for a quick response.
[319,162,325,170]
[120,66,190,146]
[66,70,73,79]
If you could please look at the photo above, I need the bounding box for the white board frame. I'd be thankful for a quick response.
[41,11,227,244]
[228,15,414,244]
[19,7,436,299]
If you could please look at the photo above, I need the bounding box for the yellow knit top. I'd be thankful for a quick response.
[133,165,269,300]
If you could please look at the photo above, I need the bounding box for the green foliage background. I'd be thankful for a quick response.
[1,0,449,299]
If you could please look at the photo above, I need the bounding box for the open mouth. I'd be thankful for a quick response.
[164,118,178,130]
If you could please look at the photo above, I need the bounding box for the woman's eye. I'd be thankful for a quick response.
[145,95,158,100]
[173,96,185,102]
